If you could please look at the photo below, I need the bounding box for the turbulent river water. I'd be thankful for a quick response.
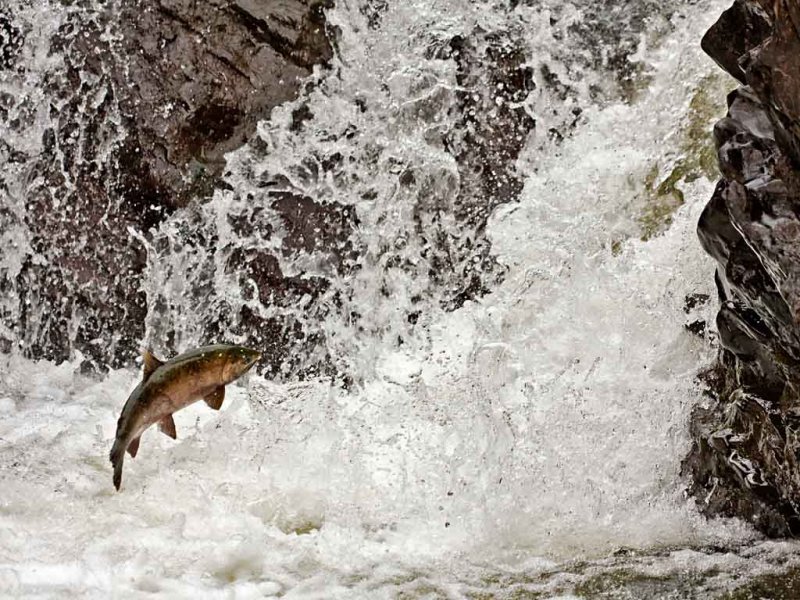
[4,0,800,598]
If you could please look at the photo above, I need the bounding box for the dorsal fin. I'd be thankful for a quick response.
[143,350,165,381]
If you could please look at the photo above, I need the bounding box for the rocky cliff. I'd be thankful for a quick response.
[3,0,711,382]
[2,0,544,377]
[2,0,548,379]
[686,0,800,536]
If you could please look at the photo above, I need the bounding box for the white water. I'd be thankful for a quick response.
[5,0,800,598]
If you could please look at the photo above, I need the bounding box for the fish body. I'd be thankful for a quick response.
[110,344,260,490]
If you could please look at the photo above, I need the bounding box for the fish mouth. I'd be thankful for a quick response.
[246,351,261,370]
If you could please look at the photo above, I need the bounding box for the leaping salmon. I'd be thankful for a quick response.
[109,344,261,490]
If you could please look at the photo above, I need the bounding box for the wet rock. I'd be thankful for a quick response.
[2,0,333,369]
[436,31,535,309]
[140,16,542,382]
[747,3,800,165]
[0,13,24,69]
[137,0,689,381]
[565,0,669,99]
[700,0,771,84]
[686,0,800,536]
[721,565,800,600]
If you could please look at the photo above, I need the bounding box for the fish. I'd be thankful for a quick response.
[109,344,261,490]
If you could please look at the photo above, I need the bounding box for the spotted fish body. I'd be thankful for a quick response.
[110,344,261,490]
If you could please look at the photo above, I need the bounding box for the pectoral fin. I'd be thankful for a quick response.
[159,414,177,439]
[204,387,225,410]
[127,436,141,458]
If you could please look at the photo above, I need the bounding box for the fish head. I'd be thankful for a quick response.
[221,346,261,382]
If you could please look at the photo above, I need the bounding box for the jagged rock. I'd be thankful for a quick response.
[434,31,535,309]
[700,0,771,84]
[746,2,800,165]
[686,0,800,536]
[1,0,332,369]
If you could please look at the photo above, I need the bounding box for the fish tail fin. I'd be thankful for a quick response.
[110,439,125,491]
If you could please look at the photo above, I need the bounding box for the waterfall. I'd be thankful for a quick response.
[4,0,794,597]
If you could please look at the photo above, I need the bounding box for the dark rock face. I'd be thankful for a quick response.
[3,0,541,380]
[3,0,699,379]
[1,0,332,369]
[137,21,540,382]
[431,31,536,310]
[685,0,800,536]
[0,13,24,69]
[700,0,772,84]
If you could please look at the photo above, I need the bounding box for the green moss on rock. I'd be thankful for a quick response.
[638,73,731,241]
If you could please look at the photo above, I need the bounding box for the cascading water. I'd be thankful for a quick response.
[4,0,800,597]
[135,0,695,382]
